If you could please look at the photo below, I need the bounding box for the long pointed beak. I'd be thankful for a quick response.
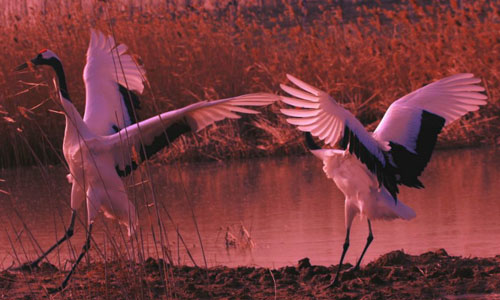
[14,61,33,72]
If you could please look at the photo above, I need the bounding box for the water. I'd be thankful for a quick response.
[0,147,499,269]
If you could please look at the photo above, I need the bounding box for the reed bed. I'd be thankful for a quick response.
[0,2,499,297]
[0,0,498,169]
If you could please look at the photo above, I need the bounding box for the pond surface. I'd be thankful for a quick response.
[0,147,499,269]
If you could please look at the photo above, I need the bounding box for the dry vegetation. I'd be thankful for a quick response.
[2,249,500,299]
[0,0,498,168]
[0,2,499,298]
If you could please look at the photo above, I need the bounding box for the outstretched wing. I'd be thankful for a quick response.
[83,29,146,136]
[373,73,487,188]
[105,93,278,176]
[280,74,399,199]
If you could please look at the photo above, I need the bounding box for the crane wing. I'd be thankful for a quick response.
[105,93,278,176]
[83,29,146,136]
[373,73,487,188]
[280,74,399,200]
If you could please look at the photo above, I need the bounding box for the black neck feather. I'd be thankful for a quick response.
[47,58,71,101]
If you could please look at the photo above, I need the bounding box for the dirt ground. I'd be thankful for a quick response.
[1,249,500,299]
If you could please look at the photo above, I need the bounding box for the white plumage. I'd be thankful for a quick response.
[15,30,278,292]
[310,149,416,226]
[83,30,146,135]
[373,73,487,152]
[281,77,388,161]
[280,73,487,286]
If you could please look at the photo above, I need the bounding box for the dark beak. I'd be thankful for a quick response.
[14,60,34,72]
[15,62,28,71]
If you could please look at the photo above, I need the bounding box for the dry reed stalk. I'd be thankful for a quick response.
[0,1,498,168]
[0,3,499,296]
[0,0,500,166]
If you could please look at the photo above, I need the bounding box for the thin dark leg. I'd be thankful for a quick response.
[354,219,373,271]
[17,210,77,270]
[48,223,93,294]
[327,227,351,288]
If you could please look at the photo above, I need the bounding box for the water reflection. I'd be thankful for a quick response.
[0,147,499,269]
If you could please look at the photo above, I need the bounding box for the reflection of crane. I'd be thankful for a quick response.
[219,224,255,250]
[239,223,255,249]
[225,227,237,248]
[15,30,278,293]
[280,74,487,286]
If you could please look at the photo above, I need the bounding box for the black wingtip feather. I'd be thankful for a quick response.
[115,161,138,177]
[416,111,445,166]
[340,125,399,202]
[118,84,141,125]
[115,121,192,177]
[138,121,191,162]
[389,110,445,189]
[304,132,321,150]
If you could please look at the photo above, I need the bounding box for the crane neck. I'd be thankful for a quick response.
[46,58,93,142]
[47,57,71,102]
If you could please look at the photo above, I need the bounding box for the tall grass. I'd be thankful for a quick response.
[0,2,499,297]
[0,0,498,168]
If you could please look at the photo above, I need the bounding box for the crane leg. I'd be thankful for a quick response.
[17,210,77,271]
[48,223,93,294]
[354,219,373,271]
[327,227,351,288]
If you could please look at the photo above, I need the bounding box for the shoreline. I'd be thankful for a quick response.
[2,249,500,299]
[0,143,497,173]
[0,138,498,173]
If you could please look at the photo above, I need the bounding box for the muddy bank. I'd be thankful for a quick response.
[2,249,500,299]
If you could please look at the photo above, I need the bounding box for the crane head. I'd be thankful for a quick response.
[15,49,61,71]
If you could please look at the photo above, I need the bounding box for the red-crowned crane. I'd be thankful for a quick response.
[15,30,278,292]
[279,74,487,286]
